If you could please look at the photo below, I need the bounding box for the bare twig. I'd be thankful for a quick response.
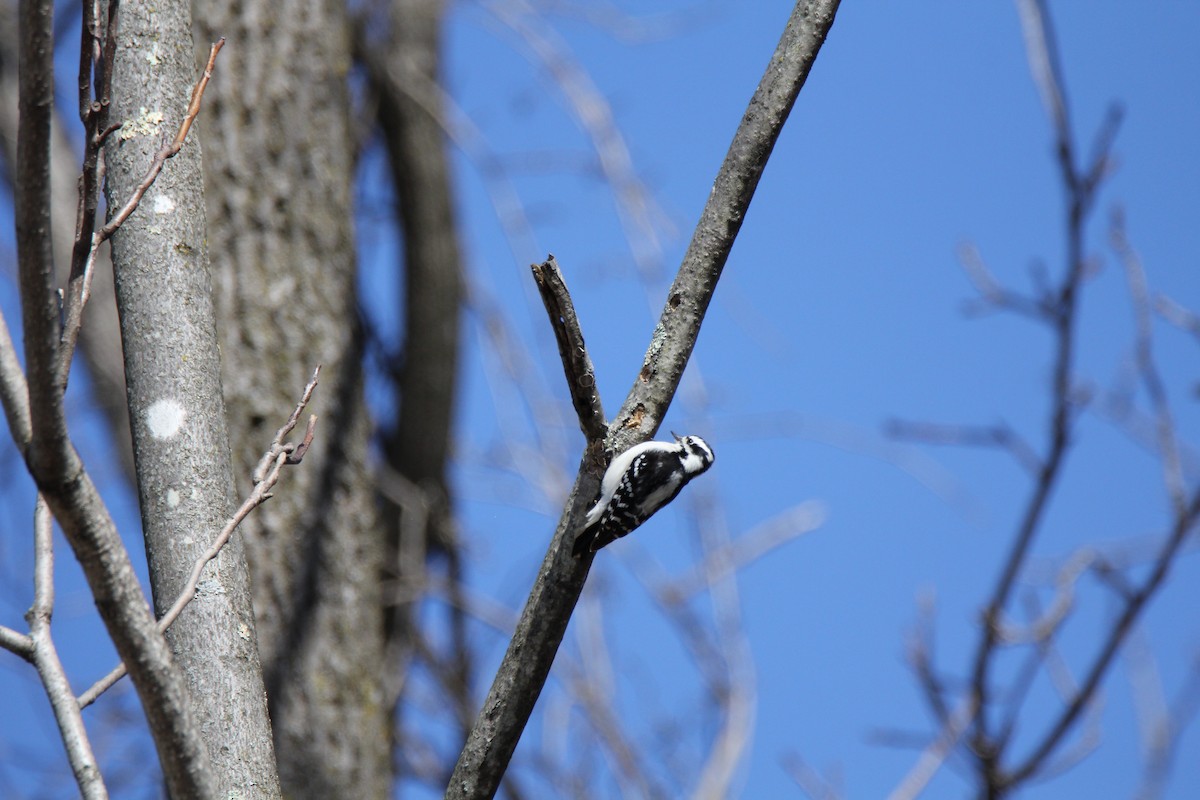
[1111,209,1187,512]
[486,0,668,275]
[886,418,1042,476]
[957,242,1048,321]
[906,590,950,726]
[77,366,322,709]
[780,752,843,800]
[26,497,107,799]
[689,492,757,800]
[531,256,607,449]
[887,698,976,800]
[1154,294,1200,343]
[567,599,665,799]
[658,501,825,602]
[95,38,224,241]
[56,0,120,387]
[1133,649,1200,800]
[992,548,1094,646]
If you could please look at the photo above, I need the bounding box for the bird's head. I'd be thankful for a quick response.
[674,433,714,476]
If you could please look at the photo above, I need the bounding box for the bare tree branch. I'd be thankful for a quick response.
[967,2,1122,782]
[1006,488,1200,787]
[0,0,135,482]
[531,256,607,446]
[446,3,841,797]
[26,497,107,800]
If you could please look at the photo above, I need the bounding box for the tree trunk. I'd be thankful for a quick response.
[364,0,471,754]
[104,1,281,796]
[193,0,391,795]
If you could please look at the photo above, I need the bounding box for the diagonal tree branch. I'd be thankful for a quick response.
[445,3,841,797]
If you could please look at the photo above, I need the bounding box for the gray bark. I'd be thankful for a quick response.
[103,1,281,796]
[193,0,390,795]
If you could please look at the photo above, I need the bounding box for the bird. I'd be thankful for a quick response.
[573,433,715,556]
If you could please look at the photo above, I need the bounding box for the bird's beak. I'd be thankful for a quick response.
[670,431,681,441]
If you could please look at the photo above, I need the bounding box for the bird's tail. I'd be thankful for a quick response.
[572,525,597,557]
[572,523,620,557]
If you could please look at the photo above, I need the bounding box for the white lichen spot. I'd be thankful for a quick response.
[166,488,181,508]
[146,399,186,439]
[238,622,252,641]
[118,107,165,141]
[153,194,175,214]
[145,41,161,66]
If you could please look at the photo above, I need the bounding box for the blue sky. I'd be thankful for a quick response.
[2,1,1199,798]
[421,2,1200,798]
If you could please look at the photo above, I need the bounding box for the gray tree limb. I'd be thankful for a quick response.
[104,6,280,797]
[445,2,842,797]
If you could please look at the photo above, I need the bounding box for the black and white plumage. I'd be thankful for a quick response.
[573,433,715,556]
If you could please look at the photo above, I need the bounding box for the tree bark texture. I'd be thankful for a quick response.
[193,0,390,796]
[104,1,281,796]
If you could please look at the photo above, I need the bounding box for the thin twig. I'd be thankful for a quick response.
[27,497,107,799]
[1111,209,1187,513]
[886,418,1042,476]
[1154,294,1200,343]
[78,365,321,708]
[486,0,667,275]
[658,501,825,602]
[887,698,976,800]
[56,0,120,387]
[96,38,224,241]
